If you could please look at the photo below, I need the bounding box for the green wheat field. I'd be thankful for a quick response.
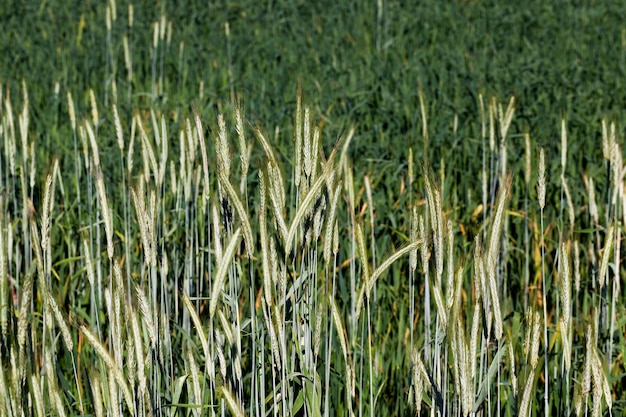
[0,1,625,416]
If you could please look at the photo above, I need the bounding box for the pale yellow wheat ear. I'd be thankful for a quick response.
[355,239,422,322]
[67,91,76,134]
[4,93,17,177]
[127,115,136,174]
[129,304,148,400]
[573,240,581,293]
[265,161,288,243]
[303,107,312,180]
[19,80,29,154]
[157,114,168,188]
[47,293,73,352]
[215,167,254,257]
[330,294,355,413]
[538,148,546,210]
[112,104,124,153]
[530,310,541,369]
[95,168,114,259]
[41,159,59,271]
[324,181,343,266]
[285,167,329,252]
[484,174,510,340]
[181,292,209,360]
[136,113,158,183]
[209,227,242,317]
[498,96,515,141]
[135,285,155,347]
[79,325,134,414]
[561,174,575,233]
[30,373,45,417]
[560,317,571,372]
[598,223,614,289]
[356,221,369,286]
[518,369,535,417]
[467,300,480,381]
[258,171,273,306]
[445,219,454,309]
[422,166,439,268]
[85,120,100,168]
[130,185,151,266]
[234,99,250,193]
[417,81,428,159]
[89,88,99,128]
[524,133,531,185]
[253,127,287,243]
[186,346,202,409]
[216,113,231,180]
[221,385,245,417]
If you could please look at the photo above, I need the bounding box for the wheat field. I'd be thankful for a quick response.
[0,1,624,417]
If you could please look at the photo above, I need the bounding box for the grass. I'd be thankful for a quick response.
[0,1,625,416]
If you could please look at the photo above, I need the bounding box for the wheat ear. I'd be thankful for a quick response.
[209,227,242,317]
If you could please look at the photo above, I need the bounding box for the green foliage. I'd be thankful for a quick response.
[0,1,625,416]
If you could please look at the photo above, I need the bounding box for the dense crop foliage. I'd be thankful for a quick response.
[0,1,625,416]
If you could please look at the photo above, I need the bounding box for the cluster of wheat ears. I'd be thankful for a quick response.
[0,79,620,417]
[0,5,622,417]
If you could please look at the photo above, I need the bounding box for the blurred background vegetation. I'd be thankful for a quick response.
[2,0,626,169]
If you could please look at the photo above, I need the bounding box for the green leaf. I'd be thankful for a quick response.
[473,343,507,413]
